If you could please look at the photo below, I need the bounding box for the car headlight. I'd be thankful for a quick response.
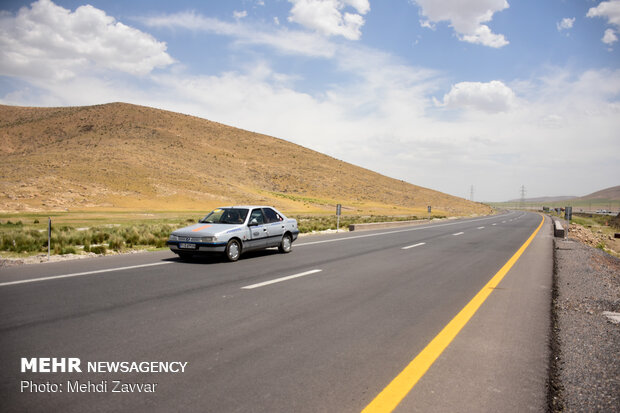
[200,236,216,242]
[169,234,179,241]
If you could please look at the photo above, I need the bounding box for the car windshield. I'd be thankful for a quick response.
[199,208,248,225]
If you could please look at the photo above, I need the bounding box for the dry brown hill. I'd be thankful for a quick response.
[0,103,490,216]
[578,186,620,201]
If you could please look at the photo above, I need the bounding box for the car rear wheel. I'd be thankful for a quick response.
[278,233,292,253]
[225,239,241,262]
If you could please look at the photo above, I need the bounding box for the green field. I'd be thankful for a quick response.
[0,210,444,258]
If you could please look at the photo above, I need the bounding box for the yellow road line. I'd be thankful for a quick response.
[362,214,545,413]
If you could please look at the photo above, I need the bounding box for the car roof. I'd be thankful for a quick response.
[217,206,278,209]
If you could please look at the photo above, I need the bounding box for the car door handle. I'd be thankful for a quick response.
[263,228,267,231]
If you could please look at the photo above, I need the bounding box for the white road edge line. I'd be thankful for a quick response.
[0,262,173,287]
[402,242,426,250]
[242,269,322,290]
[453,232,464,236]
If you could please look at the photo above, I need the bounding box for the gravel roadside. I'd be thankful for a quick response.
[549,238,619,412]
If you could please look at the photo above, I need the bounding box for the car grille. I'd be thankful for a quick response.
[179,237,202,242]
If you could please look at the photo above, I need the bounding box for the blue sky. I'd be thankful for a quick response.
[1,0,619,201]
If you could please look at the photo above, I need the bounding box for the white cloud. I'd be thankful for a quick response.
[287,0,370,40]
[413,0,509,48]
[0,0,173,80]
[587,0,620,27]
[603,28,619,45]
[587,0,620,46]
[437,80,516,113]
[140,11,337,58]
[556,17,575,31]
[233,10,248,19]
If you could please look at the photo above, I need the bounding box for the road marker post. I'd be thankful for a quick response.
[564,206,572,240]
[47,217,51,261]
[336,204,342,232]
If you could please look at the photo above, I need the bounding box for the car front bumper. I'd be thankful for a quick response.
[167,241,227,254]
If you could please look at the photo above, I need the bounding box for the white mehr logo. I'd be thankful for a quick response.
[21,358,82,373]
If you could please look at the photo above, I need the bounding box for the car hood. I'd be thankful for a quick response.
[172,223,244,237]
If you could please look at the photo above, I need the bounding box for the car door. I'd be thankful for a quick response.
[245,208,268,250]
[263,207,286,247]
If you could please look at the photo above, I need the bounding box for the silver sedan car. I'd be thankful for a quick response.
[167,206,299,261]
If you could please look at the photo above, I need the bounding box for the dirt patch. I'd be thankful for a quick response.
[568,223,620,257]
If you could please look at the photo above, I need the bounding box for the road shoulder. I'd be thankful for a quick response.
[549,238,619,411]
[396,216,553,412]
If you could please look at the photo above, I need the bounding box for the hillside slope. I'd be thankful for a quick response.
[579,186,620,201]
[0,103,490,215]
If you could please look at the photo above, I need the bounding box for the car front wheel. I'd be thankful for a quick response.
[225,239,241,262]
[278,233,292,253]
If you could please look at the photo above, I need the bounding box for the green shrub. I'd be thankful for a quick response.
[90,245,107,254]
[53,245,76,255]
[108,235,124,250]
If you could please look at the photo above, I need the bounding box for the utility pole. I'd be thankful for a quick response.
[470,185,474,202]
[520,185,526,210]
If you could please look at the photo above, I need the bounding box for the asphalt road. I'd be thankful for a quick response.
[0,211,552,413]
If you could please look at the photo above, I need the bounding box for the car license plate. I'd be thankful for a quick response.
[179,243,196,249]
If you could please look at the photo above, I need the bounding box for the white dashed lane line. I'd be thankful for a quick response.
[241,269,323,290]
[452,232,464,236]
[402,242,426,250]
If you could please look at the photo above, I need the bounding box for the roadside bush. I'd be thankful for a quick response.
[293,215,422,233]
[54,245,76,255]
[2,220,23,227]
[90,230,108,244]
[89,245,107,255]
[108,235,124,251]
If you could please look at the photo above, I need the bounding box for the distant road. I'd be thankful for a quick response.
[0,211,552,413]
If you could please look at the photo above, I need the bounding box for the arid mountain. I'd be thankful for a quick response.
[0,103,491,216]
[506,186,620,204]
[579,186,620,201]
[508,196,577,203]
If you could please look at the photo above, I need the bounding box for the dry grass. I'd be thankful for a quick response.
[0,102,491,216]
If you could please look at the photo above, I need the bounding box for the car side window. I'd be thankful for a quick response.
[262,208,282,223]
[249,209,265,225]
